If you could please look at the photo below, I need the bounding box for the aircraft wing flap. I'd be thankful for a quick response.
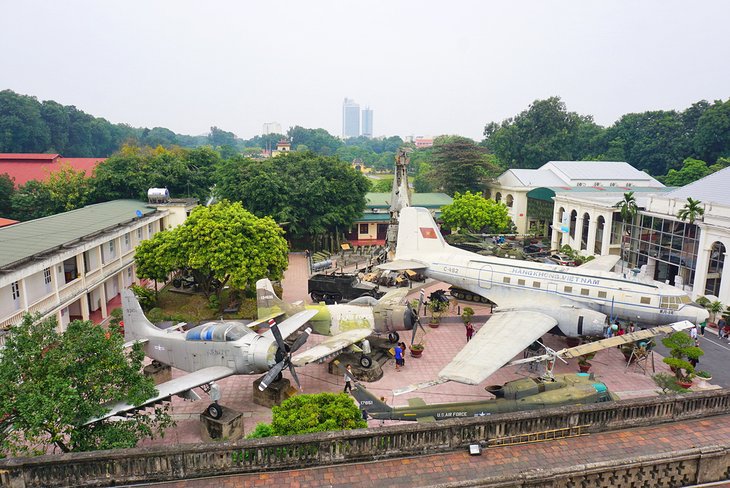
[438,311,558,385]
[291,329,372,367]
[377,259,427,271]
[375,288,409,308]
[85,365,235,424]
[578,255,620,272]
[262,309,318,340]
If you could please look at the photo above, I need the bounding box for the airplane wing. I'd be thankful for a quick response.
[578,255,620,272]
[376,288,409,307]
[262,309,318,340]
[246,311,286,329]
[291,328,373,366]
[438,311,558,385]
[85,365,235,424]
[377,259,427,271]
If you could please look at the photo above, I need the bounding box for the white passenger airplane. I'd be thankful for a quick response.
[382,207,709,387]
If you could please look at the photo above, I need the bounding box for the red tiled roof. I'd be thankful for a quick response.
[0,154,106,187]
[0,218,19,228]
[0,153,60,161]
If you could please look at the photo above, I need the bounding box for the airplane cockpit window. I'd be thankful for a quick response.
[659,296,680,310]
[185,321,254,342]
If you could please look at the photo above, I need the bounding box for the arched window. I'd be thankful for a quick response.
[495,192,502,203]
[705,241,726,297]
[505,194,514,208]
[594,216,605,254]
[569,210,577,239]
[581,213,590,251]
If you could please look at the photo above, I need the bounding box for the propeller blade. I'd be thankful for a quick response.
[269,319,286,352]
[288,362,302,390]
[290,327,312,353]
[410,322,418,345]
[258,361,286,391]
[417,289,426,315]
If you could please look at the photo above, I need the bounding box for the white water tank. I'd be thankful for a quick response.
[148,188,170,203]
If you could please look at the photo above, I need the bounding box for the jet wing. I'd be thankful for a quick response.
[262,309,318,340]
[438,311,558,385]
[376,288,409,307]
[85,365,235,424]
[377,259,427,271]
[291,328,372,367]
[578,255,620,272]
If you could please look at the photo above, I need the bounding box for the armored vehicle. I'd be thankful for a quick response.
[308,273,382,304]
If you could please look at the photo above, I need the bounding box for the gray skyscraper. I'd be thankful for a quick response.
[361,107,373,138]
[342,98,360,138]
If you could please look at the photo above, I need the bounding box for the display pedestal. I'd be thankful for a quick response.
[200,406,243,442]
[143,362,172,385]
[253,377,297,407]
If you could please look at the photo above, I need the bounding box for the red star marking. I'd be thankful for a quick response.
[420,227,438,239]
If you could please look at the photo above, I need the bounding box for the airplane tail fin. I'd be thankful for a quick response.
[256,278,297,318]
[395,207,449,260]
[350,382,393,417]
[121,289,163,342]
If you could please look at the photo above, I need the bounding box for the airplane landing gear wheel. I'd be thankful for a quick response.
[207,403,223,419]
[360,355,373,369]
[388,332,399,343]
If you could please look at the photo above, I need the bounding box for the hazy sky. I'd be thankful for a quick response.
[2,1,729,141]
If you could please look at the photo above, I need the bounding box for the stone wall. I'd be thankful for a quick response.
[3,389,730,488]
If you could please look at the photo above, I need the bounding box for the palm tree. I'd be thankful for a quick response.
[676,198,705,291]
[677,197,705,225]
[615,191,638,272]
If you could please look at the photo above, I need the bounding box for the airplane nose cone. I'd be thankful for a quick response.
[403,308,415,331]
[251,336,277,373]
[697,307,710,323]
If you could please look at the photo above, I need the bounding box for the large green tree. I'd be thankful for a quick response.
[134,201,289,298]
[661,158,714,186]
[440,191,512,234]
[0,173,14,217]
[483,97,602,169]
[215,151,369,241]
[694,99,730,164]
[287,126,343,155]
[429,136,501,195]
[0,315,172,455]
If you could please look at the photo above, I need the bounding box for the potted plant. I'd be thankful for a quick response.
[577,355,592,373]
[461,306,475,325]
[427,297,448,328]
[409,342,425,358]
[661,332,703,389]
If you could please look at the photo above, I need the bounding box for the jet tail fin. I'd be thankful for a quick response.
[395,207,449,260]
[121,289,163,343]
[256,278,298,318]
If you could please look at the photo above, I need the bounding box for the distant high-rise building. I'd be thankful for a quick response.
[262,122,283,135]
[362,107,373,138]
[342,98,360,138]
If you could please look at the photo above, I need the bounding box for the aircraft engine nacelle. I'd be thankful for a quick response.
[372,305,414,335]
[552,307,606,337]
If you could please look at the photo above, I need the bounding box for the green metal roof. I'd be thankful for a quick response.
[365,192,452,208]
[0,200,157,270]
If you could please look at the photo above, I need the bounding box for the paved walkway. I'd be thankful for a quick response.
[145,415,730,487]
[137,252,699,446]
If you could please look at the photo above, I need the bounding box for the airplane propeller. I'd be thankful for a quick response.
[258,319,312,391]
[408,289,427,345]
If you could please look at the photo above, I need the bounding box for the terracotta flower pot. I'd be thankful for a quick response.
[410,347,423,358]
[677,379,693,389]
[578,362,592,373]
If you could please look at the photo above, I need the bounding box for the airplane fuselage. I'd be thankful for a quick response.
[141,329,276,375]
[422,246,707,334]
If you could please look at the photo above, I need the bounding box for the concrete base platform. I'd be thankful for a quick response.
[252,377,297,407]
[199,405,243,442]
[143,362,172,385]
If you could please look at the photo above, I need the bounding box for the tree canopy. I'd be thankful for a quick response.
[440,191,512,234]
[427,136,502,195]
[134,201,289,296]
[0,315,172,455]
[215,151,370,240]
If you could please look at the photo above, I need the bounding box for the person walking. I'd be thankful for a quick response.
[394,343,403,371]
[465,321,474,342]
[699,319,707,337]
[690,326,698,340]
[343,364,353,393]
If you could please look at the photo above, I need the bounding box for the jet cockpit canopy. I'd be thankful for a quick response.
[185,321,255,342]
